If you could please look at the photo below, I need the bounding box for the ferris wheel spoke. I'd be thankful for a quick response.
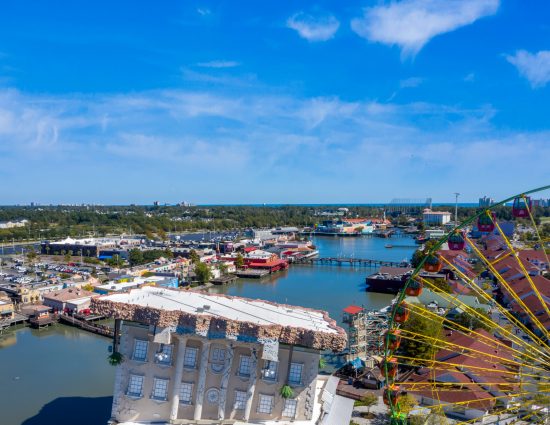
[438,254,550,358]
[406,291,549,362]
[492,219,550,321]
[404,299,548,372]
[397,330,549,373]
[466,236,550,340]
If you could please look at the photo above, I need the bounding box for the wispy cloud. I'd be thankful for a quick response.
[464,72,476,82]
[0,87,547,203]
[506,50,550,89]
[399,77,424,88]
[197,8,211,16]
[287,12,340,42]
[351,0,500,57]
[196,60,240,69]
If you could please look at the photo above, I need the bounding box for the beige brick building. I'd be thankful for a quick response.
[92,286,352,425]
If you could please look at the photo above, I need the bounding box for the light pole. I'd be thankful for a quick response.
[453,193,460,225]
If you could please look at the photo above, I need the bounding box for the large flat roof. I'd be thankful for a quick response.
[92,286,346,351]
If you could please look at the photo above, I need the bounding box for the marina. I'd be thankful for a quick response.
[0,234,415,424]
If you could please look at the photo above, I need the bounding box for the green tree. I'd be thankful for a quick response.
[64,251,72,263]
[451,308,493,332]
[128,249,144,266]
[189,249,200,265]
[235,253,244,269]
[398,393,418,414]
[358,392,378,414]
[399,304,443,363]
[218,262,228,275]
[26,248,38,263]
[411,240,438,268]
[194,262,211,284]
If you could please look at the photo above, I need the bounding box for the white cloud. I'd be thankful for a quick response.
[0,87,548,203]
[506,50,550,89]
[197,8,211,16]
[399,77,424,88]
[351,0,499,57]
[287,12,340,42]
[196,60,240,68]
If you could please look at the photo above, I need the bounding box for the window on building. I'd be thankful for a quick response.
[257,394,274,414]
[282,399,298,417]
[127,374,144,397]
[234,390,247,410]
[179,382,193,405]
[238,355,252,377]
[155,344,173,365]
[151,378,169,401]
[133,339,148,361]
[183,347,198,368]
[261,360,278,381]
[210,347,226,373]
[288,363,303,385]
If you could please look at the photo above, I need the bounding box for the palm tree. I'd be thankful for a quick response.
[280,346,295,399]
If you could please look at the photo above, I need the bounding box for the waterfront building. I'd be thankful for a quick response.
[0,291,15,320]
[91,286,351,424]
[422,209,451,226]
[42,287,98,314]
[41,237,141,257]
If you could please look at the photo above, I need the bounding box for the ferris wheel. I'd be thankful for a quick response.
[383,186,550,425]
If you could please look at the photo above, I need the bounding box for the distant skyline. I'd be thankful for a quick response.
[0,0,549,204]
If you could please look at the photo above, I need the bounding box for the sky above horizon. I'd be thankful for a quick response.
[0,0,549,205]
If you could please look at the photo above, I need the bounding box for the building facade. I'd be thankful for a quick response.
[422,209,451,225]
[92,286,349,425]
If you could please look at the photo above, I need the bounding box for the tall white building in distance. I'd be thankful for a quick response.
[422,209,452,226]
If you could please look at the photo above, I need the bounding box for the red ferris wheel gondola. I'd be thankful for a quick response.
[477,211,496,233]
[448,230,465,251]
[512,196,532,218]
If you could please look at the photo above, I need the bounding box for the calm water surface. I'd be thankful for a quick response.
[0,235,415,425]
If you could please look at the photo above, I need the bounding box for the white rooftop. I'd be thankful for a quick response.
[100,286,337,333]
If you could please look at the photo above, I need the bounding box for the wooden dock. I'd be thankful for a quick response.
[210,275,238,285]
[59,314,114,338]
[235,269,270,278]
[293,257,410,268]
[29,313,58,328]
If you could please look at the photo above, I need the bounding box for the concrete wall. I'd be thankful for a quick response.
[112,322,321,423]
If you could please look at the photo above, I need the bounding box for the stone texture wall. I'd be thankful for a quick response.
[91,291,346,352]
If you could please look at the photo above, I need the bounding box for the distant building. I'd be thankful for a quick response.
[41,237,140,257]
[422,209,451,225]
[0,291,15,320]
[478,196,494,208]
[91,286,350,424]
[0,219,28,229]
[42,287,98,314]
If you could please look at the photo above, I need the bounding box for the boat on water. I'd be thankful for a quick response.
[385,244,393,248]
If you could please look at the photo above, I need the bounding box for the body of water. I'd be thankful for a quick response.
[0,234,416,425]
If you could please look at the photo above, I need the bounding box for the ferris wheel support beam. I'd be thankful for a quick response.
[414,275,549,359]
[466,236,550,341]
[492,219,550,320]
[405,302,548,366]
[437,256,550,360]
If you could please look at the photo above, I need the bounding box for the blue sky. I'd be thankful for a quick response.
[0,0,549,204]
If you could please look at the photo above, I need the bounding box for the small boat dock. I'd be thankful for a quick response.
[210,275,238,285]
[235,269,270,278]
[294,257,410,268]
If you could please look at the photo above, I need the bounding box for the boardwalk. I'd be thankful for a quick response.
[59,314,114,338]
[293,257,410,267]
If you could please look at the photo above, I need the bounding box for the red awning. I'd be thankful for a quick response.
[343,305,363,314]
